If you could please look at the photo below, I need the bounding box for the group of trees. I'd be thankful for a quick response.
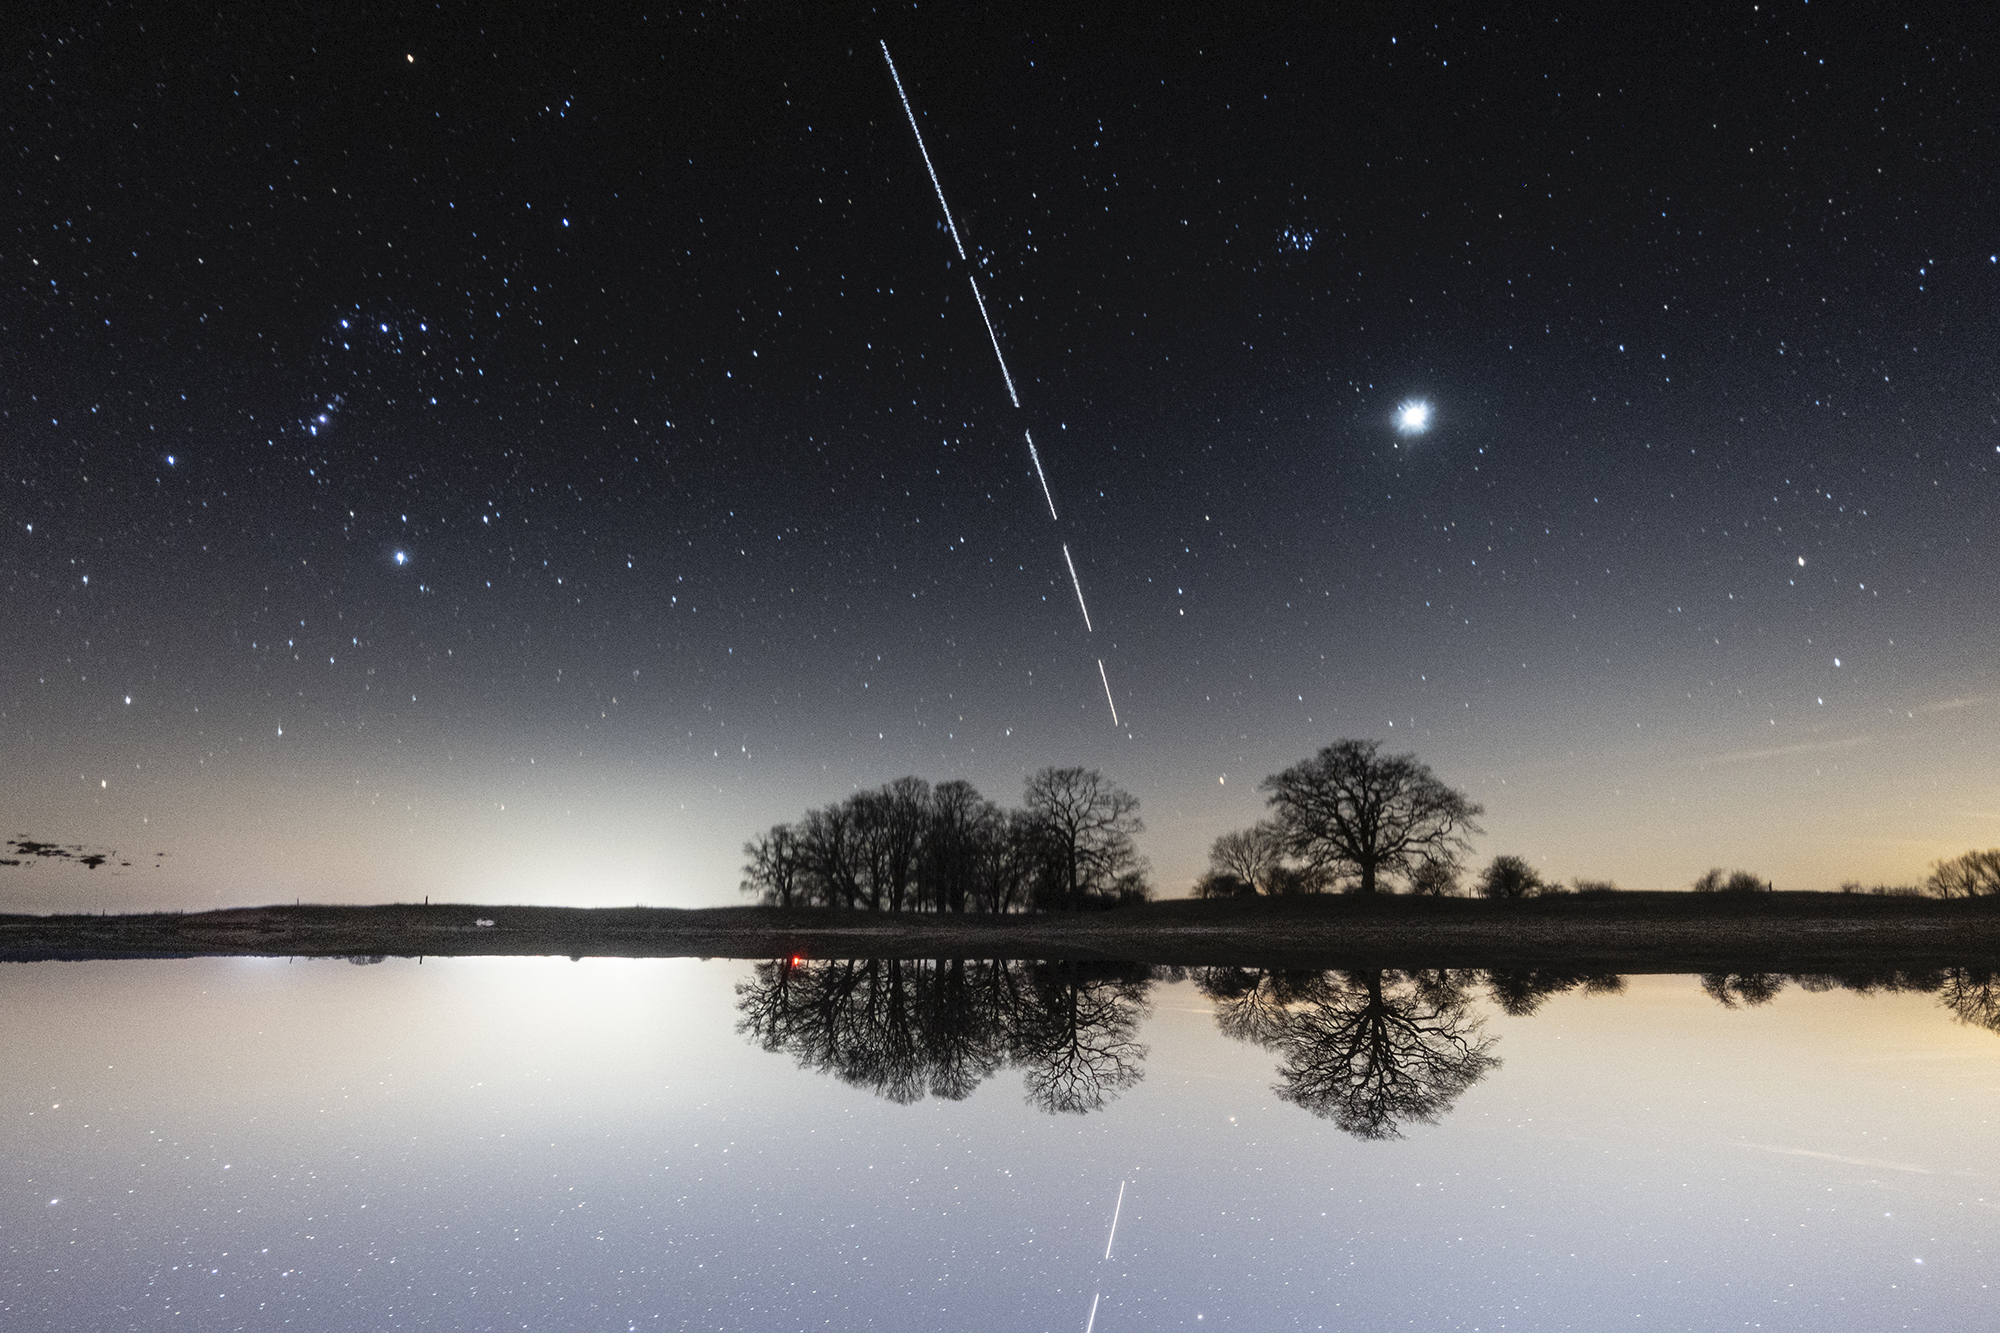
[741,767,1149,913]
[1925,849,2000,898]
[748,742,2000,910]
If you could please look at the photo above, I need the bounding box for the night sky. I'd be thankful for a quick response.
[6,2,1997,912]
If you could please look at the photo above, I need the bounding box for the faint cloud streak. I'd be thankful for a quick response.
[1702,736,1871,767]
[1730,1140,1931,1174]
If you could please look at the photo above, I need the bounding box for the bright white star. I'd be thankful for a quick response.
[1396,400,1432,434]
[394,551,408,566]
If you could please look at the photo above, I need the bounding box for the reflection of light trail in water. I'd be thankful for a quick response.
[881,40,1119,725]
[1081,1180,1127,1332]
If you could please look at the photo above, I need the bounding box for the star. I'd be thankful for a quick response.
[1396,400,1432,435]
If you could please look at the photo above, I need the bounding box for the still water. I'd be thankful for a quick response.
[5,957,1996,1330]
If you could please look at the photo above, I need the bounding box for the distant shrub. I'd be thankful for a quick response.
[1110,870,1154,906]
[1693,868,1771,894]
[1841,881,1924,897]
[1925,849,2000,898]
[1267,863,1334,896]
[1571,878,1620,897]
[1407,859,1464,896]
[1194,871,1257,900]
[1478,854,1547,899]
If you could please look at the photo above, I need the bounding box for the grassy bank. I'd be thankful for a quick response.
[5,892,2000,972]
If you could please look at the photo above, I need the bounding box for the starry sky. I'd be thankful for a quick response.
[5,2,1997,912]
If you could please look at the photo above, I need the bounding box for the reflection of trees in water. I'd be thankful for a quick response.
[1483,969,1624,1017]
[1199,968,1500,1141]
[736,958,1151,1114]
[1706,966,2000,1035]
[1699,972,1789,1009]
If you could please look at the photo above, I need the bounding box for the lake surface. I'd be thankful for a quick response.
[5,957,1997,1330]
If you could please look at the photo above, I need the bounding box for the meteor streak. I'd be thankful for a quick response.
[882,40,1121,725]
[1063,544,1093,632]
[1099,660,1119,727]
[1104,1179,1125,1260]
[967,274,1020,407]
[880,43,965,261]
[1026,429,1058,519]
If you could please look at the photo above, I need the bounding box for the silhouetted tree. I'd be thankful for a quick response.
[1020,766,1147,910]
[740,776,1048,913]
[1209,824,1284,894]
[920,779,1004,913]
[1476,854,1546,899]
[1926,849,2000,898]
[742,824,807,907]
[1406,858,1463,896]
[1260,740,1482,894]
[1692,868,1772,894]
[1193,870,1257,900]
[1265,862,1333,896]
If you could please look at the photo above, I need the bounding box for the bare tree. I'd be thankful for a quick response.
[1260,740,1482,894]
[1407,858,1463,896]
[1926,849,2000,898]
[1476,854,1545,899]
[741,824,806,907]
[1209,824,1283,894]
[1021,767,1146,910]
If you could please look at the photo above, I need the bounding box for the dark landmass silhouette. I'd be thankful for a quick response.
[5,892,2000,970]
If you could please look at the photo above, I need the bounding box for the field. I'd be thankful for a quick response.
[5,892,2000,973]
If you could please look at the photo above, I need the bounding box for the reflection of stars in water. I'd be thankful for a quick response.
[1395,400,1432,435]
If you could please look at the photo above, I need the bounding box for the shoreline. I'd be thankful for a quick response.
[5,893,1999,972]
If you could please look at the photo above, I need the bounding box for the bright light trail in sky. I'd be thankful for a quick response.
[883,40,1119,724]
[1063,543,1093,632]
[966,273,1021,407]
[1026,429,1059,519]
[880,43,966,262]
